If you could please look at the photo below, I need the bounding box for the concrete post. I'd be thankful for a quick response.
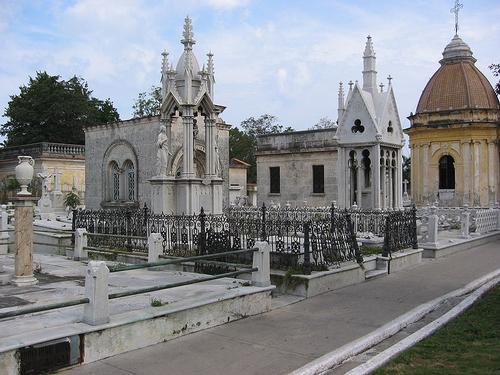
[74,228,88,260]
[83,261,110,325]
[0,205,9,255]
[11,197,38,287]
[460,205,470,239]
[252,240,270,287]
[148,233,163,264]
[427,205,439,245]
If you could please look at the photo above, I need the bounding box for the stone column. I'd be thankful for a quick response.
[388,164,393,209]
[11,197,38,286]
[473,140,481,206]
[337,148,346,208]
[488,140,496,206]
[461,140,471,205]
[372,144,381,209]
[356,153,363,208]
[380,160,386,209]
[205,115,216,177]
[396,149,403,208]
[182,106,195,178]
[421,143,429,201]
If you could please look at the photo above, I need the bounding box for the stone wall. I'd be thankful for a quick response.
[256,129,339,207]
[84,117,160,209]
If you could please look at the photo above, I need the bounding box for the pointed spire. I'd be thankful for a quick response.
[161,50,169,75]
[363,35,375,57]
[338,82,345,122]
[207,51,214,75]
[181,16,195,50]
[362,35,377,93]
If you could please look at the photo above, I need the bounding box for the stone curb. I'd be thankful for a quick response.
[288,267,500,375]
[344,275,500,375]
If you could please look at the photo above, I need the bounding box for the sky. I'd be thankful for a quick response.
[0,0,499,147]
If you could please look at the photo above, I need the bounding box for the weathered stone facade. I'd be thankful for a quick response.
[257,129,338,206]
[84,17,230,213]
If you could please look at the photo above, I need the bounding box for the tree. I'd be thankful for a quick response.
[310,116,337,130]
[230,114,293,183]
[132,85,162,118]
[489,64,500,96]
[1,72,119,146]
[240,114,293,138]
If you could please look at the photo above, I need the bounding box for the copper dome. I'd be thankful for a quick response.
[416,35,499,114]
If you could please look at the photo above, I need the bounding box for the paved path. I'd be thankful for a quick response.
[65,240,500,375]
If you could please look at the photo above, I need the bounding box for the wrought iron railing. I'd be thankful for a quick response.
[74,203,365,273]
[383,206,418,257]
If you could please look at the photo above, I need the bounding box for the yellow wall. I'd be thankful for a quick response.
[407,123,499,207]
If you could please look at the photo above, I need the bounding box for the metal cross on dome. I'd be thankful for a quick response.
[450,0,463,35]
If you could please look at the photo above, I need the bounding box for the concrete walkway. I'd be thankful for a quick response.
[65,240,500,375]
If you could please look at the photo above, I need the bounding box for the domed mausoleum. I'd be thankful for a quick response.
[406,33,500,207]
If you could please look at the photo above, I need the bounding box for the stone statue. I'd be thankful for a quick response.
[156,125,170,176]
[37,169,51,197]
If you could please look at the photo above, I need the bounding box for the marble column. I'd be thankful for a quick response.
[337,148,346,208]
[356,153,363,208]
[181,106,195,178]
[397,149,403,208]
[461,140,471,205]
[380,160,386,210]
[205,115,216,177]
[488,140,496,206]
[372,144,381,209]
[11,197,38,286]
[388,163,393,209]
[473,140,481,206]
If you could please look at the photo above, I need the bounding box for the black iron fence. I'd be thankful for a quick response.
[73,204,366,274]
[382,206,418,257]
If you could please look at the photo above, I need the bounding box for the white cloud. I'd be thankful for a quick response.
[205,0,251,10]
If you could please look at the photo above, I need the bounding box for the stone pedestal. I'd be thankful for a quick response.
[11,197,38,287]
[177,178,202,215]
[149,176,176,214]
[210,178,224,214]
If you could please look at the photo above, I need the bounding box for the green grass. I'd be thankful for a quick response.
[360,245,383,256]
[374,286,500,375]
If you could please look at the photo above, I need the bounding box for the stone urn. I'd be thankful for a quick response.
[15,156,35,196]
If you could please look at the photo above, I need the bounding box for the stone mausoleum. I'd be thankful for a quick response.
[405,31,500,207]
[84,17,230,214]
[256,36,404,209]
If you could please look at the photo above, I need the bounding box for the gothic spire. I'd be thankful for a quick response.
[181,16,195,50]
[207,51,214,75]
[362,35,377,93]
[338,82,345,122]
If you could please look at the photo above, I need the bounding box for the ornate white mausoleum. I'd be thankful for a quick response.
[256,36,404,209]
[84,17,230,214]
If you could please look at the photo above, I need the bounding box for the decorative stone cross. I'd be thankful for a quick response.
[450,0,463,35]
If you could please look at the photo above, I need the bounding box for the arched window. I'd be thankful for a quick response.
[125,161,135,201]
[439,155,455,189]
[111,162,120,201]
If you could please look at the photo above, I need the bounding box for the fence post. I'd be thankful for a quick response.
[461,204,470,239]
[252,241,271,287]
[303,221,311,275]
[351,203,359,234]
[83,261,110,325]
[148,233,163,263]
[143,203,149,235]
[199,207,206,255]
[260,202,267,241]
[426,205,438,245]
[382,214,390,257]
[74,228,88,260]
[496,208,500,231]
[411,204,418,249]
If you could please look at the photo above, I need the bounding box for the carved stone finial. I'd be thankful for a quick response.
[207,51,214,75]
[387,75,393,85]
[181,16,195,49]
